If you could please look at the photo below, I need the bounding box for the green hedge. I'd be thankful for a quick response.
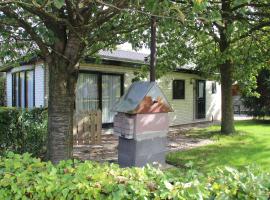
[0,107,47,158]
[0,76,5,106]
[0,152,269,199]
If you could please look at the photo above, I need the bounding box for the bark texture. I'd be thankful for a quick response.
[46,34,83,163]
[218,0,235,134]
[47,58,77,163]
[150,16,157,82]
[220,61,235,134]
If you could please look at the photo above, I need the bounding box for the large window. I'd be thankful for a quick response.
[76,72,123,124]
[102,75,122,123]
[76,73,99,111]
[172,80,185,99]
[12,70,35,108]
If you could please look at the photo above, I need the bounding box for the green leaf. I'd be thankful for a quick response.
[169,4,185,23]
[164,180,173,191]
[53,0,65,9]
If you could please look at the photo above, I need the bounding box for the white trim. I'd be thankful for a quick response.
[10,65,34,73]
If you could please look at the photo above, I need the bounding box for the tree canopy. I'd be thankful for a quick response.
[0,0,186,67]
[1,0,269,161]
[155,0,270,133]
[0,0,185,162]
[242,68,270,118]
[158,0,270,80]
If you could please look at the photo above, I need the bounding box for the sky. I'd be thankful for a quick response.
[117,43,150,54]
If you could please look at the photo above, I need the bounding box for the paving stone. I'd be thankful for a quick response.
[73,122,215,162]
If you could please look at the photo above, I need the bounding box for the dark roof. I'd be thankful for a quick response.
[0,50,199,75]
[0,50,148,72]
[98,50,148,64]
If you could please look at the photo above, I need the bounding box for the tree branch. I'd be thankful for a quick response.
[231,3,270,11]
[232,21,270,43]
[0,7,49,56]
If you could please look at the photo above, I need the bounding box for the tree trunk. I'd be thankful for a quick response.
[46,56,77,163]
[220,61,235,134]
[219,0,235,134]
[150,16,157,82]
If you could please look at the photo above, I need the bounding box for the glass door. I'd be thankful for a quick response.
[76,73,99,112]
[102,75,121,123]
[196,80,206,119]
[76,72,123,124]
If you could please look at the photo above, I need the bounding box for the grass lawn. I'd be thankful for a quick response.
[166,120,270,173]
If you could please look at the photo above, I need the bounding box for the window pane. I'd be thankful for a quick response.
[76,73,98,112]
[102,75,121,123]
[198,81,204,98]
[12,74,16,106]
[20,72,25,108]
[12,73,21,107]
[173,80,185,99]
[26,71,34,108]
[15,73,20,107]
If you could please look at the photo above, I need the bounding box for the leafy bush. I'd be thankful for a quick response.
[0,75,5,106]
[0,108,47,158]
[0,152,269,199]
[242,68,270,118]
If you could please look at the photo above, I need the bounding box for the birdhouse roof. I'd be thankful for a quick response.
[112,81,173,114]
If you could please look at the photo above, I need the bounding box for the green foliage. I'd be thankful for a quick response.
[0,75,5,106]
[242,68,270,118]
[0,108,47,158]
[0,0,183,67]
[0,0,186,162]
[0,152,269,199]
[156,1,270,88]
[132,65,149,82]
[53,0,65,9]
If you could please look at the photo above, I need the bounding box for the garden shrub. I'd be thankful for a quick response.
[0,75,5,106]
[0,152,269,200]
[242,68,270,118]
[0,108,47,158]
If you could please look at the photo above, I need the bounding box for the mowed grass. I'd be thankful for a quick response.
[166,120,270,172]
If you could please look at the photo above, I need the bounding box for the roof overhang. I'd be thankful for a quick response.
[0,66,13,72]
[0,50,201,75]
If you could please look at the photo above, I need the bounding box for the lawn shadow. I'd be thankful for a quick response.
[166,121,270,172]
[183,128,249,141]
[235,119,270,126]
[183,119,270,140]
[184,129,221,139]
[254,119,270,124]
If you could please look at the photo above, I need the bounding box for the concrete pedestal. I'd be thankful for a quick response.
[118,136,167,167]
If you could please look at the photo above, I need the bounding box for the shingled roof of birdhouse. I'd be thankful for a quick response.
[112,81,173,114]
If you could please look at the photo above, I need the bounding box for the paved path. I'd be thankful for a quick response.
[234,114,253,121]
[73,122,216,162]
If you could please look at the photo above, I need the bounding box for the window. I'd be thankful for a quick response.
[172,80,185,99]
[102,75,122,123]
[12,70,35,108]
[76,73,99,112]
[212,82,217,94]
[76,72,124,124]
[25,71,34,107]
